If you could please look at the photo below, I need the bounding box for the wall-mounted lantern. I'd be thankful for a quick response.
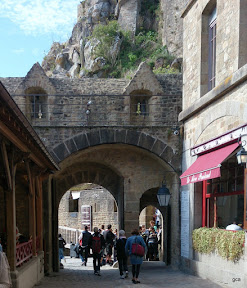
[157,179,171,207]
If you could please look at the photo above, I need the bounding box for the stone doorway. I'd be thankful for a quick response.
[139,205,164,262]
[43,144,180,273]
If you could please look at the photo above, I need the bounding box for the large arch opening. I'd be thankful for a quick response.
[58,183,119,245]
[45,143,180,272]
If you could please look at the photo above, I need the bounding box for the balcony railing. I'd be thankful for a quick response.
[16,240,32,267]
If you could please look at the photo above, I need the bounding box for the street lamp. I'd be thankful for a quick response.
[157,180,171,206]
[236,135,247,167]
[236,147,247,166]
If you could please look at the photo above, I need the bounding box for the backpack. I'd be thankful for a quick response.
[92,234,101,253]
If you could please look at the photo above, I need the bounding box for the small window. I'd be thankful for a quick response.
[114,201,117,212]
[69,199,78,212]
[31,95,45,119]
[208,7,217,91]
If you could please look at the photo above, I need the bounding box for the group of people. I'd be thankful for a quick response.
[140,220,162,261]
[60,224,150,284]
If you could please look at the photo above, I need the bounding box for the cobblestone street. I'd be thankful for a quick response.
[35,257,225,288]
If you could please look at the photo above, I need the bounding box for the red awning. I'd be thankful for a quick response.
[180,142,239,186]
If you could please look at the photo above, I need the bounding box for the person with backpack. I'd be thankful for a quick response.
[78,225,91,266]
[125,228,146,284]
[116,230,128,279]
[89,227,105,276]
[105,224,115,265]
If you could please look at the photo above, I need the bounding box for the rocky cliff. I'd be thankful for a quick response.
[42,0,187,79]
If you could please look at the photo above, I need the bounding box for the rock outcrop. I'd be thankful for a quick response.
[42,0,185,79]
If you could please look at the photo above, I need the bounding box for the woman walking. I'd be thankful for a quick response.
[125,228,146,284]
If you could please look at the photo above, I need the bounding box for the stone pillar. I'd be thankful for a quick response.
[124,179,140,236]
[117,179,124,230]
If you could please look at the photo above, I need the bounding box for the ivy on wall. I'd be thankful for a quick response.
[192,227,245,262]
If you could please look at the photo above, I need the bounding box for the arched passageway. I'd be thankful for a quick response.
[58,184,119,244]
[44,143,180,272]
[139,205,164,262]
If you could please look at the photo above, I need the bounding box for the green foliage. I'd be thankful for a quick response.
[153,66,179,75]
[192,227,245,262]
[141,0,160,15]
[91,20,122,67]
[88,20,178,78]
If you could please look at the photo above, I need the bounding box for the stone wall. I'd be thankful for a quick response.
[182,0,246,109]
[59,189,118,231]
[179,0,247,285]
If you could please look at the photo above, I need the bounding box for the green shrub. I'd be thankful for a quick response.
[192,227,245,262]
[88,20,178,78]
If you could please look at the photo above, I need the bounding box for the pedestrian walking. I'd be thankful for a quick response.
[58,233,66,269]
[125,228,146,284]
[78,225,91,266]
[89,227,105,276]
[105,224,115,265]
[116,230,128,279]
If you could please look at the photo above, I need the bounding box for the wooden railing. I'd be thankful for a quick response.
[16,240,32,267]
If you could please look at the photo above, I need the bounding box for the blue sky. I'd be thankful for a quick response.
[0,0,80,77]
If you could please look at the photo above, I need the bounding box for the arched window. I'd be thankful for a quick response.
[208,7,217,91]
[130,90,151,123]
[25,87,48,120]
[201,0,217,96]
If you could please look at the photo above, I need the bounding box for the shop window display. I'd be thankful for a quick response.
[202,155,244,229]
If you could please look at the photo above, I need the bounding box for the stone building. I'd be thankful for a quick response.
[58,185,160,243]
[1,61,182,273]
[179,0,247,287]
[58,186,119,234]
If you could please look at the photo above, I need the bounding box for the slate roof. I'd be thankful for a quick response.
[0,77,24,94]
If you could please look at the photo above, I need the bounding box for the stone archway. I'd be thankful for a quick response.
[45,131,181,272]
[50,128,179,171]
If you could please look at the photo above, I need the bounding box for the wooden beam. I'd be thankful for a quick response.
[36,176,43,251]
[25,161,36,255]
[6,156,17,270]
[0,140,12,191]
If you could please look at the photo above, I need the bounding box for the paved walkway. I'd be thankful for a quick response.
[35,256,225,288]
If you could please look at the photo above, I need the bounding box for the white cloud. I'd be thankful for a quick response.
[0,0,80,39]
[12,48,25,54]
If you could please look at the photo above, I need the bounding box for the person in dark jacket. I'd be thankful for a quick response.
[116,230,128,279]
[58,233,66,268]
[147,227,158,260]
[105,224,115,265]
[79,225,91,266]
[88,227,105,276]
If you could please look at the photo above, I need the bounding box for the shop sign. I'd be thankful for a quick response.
[191,125,247,156]
[181,168,220,186]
